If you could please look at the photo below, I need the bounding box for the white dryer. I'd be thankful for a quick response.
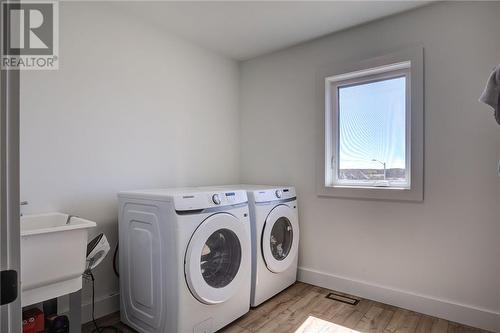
[118,187,251,333]
[230,185,299,307]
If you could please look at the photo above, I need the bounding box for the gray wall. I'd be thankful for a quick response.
[239,2,500,330]
[20,2,240,318]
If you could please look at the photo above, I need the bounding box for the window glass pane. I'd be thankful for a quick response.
[201,228,241,288]
[338,76,406,185]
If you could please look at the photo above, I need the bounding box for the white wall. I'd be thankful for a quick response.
[240,2,500,331]
[20,2,240,319]
[19,1,500,330]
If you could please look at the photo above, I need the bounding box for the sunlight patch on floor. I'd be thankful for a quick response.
[294,316,360,333]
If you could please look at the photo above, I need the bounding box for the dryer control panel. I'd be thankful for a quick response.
[174,190,248,211]
[252,187,296,203]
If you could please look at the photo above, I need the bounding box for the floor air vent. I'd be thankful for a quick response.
[325,292,360,305]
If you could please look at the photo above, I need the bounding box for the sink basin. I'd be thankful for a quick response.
[20,213,96,306]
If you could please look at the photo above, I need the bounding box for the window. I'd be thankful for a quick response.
[331,63,410,189]
[318,48,423,201]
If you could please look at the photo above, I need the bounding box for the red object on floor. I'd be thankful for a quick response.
[22,308,44,333]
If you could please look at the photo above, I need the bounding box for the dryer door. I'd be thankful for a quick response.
[262,204,299,273]
[185,213,249,305]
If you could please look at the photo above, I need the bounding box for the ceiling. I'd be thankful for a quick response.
[117,1,431,61]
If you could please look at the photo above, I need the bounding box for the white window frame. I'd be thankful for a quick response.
[329,63,411,189]
[317,47,424,201]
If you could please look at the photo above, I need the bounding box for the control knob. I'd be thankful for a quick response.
[212,194,221,205]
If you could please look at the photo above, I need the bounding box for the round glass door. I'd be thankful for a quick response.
[262,204,299,273]
[201,229,241,288]
[185,213,249,304]
[270,217,293,261]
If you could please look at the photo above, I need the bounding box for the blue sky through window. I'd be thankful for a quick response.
[338,76,406,171]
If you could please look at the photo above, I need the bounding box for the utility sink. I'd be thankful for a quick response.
[20,213,96,306]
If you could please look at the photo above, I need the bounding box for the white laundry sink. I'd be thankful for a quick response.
[20,213,96,306]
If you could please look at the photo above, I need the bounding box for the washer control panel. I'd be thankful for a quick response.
[252,186,296,203]
[173,190,247,211]
[209,191,239,206]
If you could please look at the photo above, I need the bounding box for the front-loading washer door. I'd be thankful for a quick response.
[185,212,248,305]
[262,204,299,273]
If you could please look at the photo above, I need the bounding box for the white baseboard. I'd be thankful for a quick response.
[81,293,120,324]
[298,267,500,332]
[58,293,120,325]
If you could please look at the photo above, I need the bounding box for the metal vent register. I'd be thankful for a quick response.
[325,292,360,306]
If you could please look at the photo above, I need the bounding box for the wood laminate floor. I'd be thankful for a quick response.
[82,282,490,333]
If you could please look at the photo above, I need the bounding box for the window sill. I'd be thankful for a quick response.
[317,184,423,202]
[331,185,410,191]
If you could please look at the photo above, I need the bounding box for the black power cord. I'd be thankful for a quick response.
[112,242,119,278]
[87,271,121,333]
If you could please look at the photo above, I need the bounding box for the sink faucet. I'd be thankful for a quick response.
[20,201,28,216]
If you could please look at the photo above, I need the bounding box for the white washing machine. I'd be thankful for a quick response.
[118,187,251,333]
[245,185,299,306]
[214,185,299,307]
